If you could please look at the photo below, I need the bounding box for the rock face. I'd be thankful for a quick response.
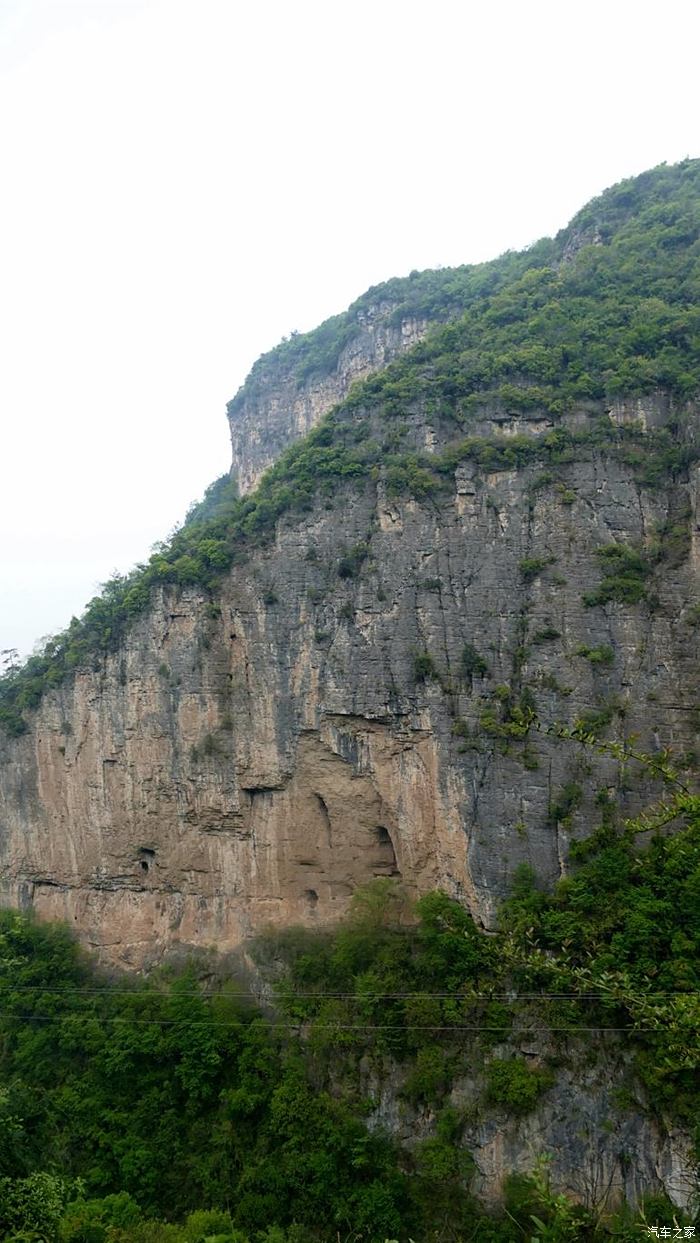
[1,393,698,971]
[365,1051,696,1211]
[227,302,429,493]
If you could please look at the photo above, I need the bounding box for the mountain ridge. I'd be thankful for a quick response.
[2,158,699,739]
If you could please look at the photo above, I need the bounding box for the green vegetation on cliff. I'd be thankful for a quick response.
[226,241,556,419]
[1,159,699,737]
[228,160,699,413]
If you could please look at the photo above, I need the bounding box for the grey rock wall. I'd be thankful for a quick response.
[227,303,429,493]
[1,398,698,968]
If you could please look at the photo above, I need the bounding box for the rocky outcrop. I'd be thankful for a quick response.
[365,1051,696,1211]
[1,395,698,972]
[227,302,429,493]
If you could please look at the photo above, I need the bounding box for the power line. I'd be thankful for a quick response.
[0,985,697,999]
[0,1011,674,1032]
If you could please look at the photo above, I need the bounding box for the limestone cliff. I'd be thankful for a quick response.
[1,386,699,966]
[3,155,700,967]
[228,300,430,494]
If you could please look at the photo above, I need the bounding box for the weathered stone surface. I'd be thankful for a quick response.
[227,302,429,493]
[465,1069,695,1211]
[1,397,698,973]
[364,1051,696,1211]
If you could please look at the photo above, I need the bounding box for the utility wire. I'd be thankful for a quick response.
[0,985,698,999]
[0,1011,674,1032]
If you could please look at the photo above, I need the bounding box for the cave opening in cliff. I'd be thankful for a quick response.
[373,825,400,876]
[138,847,155,873]
[314,793,332,847]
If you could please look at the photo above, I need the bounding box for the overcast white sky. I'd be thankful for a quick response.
[0,0,698,659]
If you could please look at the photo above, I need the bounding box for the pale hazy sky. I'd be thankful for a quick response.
[1,0,698,658]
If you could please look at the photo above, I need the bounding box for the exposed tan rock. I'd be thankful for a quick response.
[1,396,698,973]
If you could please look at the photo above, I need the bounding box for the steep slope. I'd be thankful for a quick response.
[0,159,699,970]
[227,297,430,494]
[227,159,699,492]
[226,242,556,492]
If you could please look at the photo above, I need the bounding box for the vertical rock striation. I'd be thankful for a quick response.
[227,301,429,494]
[1,396,698,969]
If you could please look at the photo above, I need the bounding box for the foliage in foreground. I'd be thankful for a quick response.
[0,1173,694,1243]
[0,757,698,1240]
